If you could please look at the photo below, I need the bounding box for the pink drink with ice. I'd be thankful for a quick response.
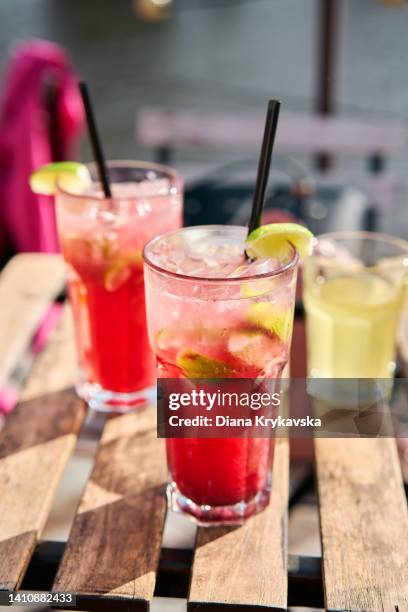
[56,162,182,411]
[144,226,298,523]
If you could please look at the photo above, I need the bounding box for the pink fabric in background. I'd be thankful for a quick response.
[0,40,83,256]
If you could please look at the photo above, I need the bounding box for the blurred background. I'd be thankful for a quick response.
[2,0,408,255]
[1,5,408,610]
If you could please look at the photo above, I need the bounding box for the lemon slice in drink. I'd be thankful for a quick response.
[29,162,91,196]
[246,223,314,260]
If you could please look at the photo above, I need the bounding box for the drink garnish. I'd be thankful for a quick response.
[227,328,282,369]
[177,349,232,378]
[104,251,143,291]
[240,279,273,298]
[246,302,291,341]
[29,162,91,196]
[104,260,132,292]
[246,223,314,260]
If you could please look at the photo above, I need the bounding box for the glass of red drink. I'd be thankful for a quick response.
[143,225,299,524]
[55,161,183,412]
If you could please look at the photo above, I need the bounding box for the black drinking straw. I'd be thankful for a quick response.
[247,99,281,236]
[79,81,112,198]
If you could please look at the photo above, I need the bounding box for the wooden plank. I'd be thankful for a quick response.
[0,253,65,390]
[137,108,407,155]
[315,437,408,611]
[188,437,289,612]
[0,299,84,591]
[0,389,85,591]
[53,407,167,611]
[20,304,77,402]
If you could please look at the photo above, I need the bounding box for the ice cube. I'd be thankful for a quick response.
[228,258,277,278]
[111,179,170,198]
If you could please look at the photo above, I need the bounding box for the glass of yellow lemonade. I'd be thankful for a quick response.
[303,231,408,380]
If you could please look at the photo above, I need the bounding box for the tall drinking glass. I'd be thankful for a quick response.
[56,161,183,412]
[303,231,408,379]
[143,225,299,524]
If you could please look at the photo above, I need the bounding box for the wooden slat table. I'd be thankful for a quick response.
[0,390,85,592]
[53,408,167,611]
[315,437,408,611]
[1,253,408,612]
[188,438,289,612]
[0,254,65,391]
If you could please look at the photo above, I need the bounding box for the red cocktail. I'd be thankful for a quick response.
[56,162,182,411]
[143,225,299,524]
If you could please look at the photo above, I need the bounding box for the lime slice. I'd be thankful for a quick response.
[246,223,314,260]
[228,328,281,368]
[104,260,132,292]
[247,302,292,341]
[29,162,91,196]
[240,279,273,298]
[103,251,142,291]
[177,349,232,378]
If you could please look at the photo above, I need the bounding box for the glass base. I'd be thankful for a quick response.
[77,380,156,413]
[167,476,272,526]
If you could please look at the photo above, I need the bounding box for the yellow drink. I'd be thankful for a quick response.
[303,232,408,437]
[304,272,404,378]
[303,232,408,380]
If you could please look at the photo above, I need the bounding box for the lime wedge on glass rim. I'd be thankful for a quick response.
[29,162,91,196]
[245,223,314,261]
